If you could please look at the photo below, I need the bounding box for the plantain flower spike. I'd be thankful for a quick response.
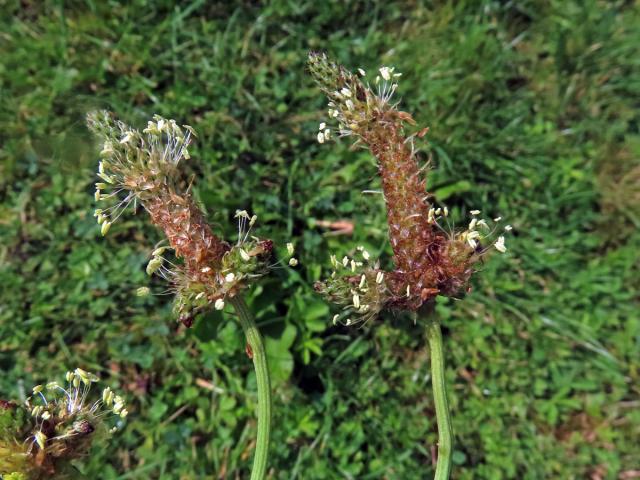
[87,112,275,326]
[308,52,512,324]
[0,369,126,479]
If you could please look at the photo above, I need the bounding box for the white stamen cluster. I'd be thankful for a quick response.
[309,53,403,142]
[425,205,512,254]
[25,368,127,455]
[316,122,331,143]
[374,66,402,105]
[321,246,389,326]
[454,209,511,253]
[88,112,195,236]
[427,206,449,224]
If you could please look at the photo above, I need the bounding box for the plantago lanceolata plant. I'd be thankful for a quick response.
[0,369,126,479]
[308,52,511,479]
[87,112,293,480]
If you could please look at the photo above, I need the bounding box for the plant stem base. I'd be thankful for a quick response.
[229,295,272,480]
[425,319,453,480]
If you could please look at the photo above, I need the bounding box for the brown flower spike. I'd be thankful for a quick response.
[309,53,510,323]
[87,112,286,325]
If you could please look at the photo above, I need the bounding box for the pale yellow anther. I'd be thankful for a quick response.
[103,387,112,404]
[75,368,99,385]
[146,256,163,276]
[136,287,150,298]
[35,431,47,450]
[152,247,167,257]
[101,221,112,236]
[215,299,225,310]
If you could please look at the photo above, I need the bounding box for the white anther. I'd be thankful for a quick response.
[494,236,507,253]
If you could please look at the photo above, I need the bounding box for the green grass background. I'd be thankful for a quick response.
[1,1,638,478]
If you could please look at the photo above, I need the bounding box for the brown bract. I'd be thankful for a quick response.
[362,111,474,309]
[145,190,229,276]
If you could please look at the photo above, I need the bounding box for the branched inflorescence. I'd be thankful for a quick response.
[0,369,126,479]
[87,112,295,325]
[308,53,511,324]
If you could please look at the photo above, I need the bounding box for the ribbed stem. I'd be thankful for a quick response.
[229,295,272,480]
[425,319,453,480]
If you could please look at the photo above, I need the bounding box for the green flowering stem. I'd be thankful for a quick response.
[424,316,453,480]
[229,295,271,480]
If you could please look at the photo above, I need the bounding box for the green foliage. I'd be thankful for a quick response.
[1,1,638,479]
